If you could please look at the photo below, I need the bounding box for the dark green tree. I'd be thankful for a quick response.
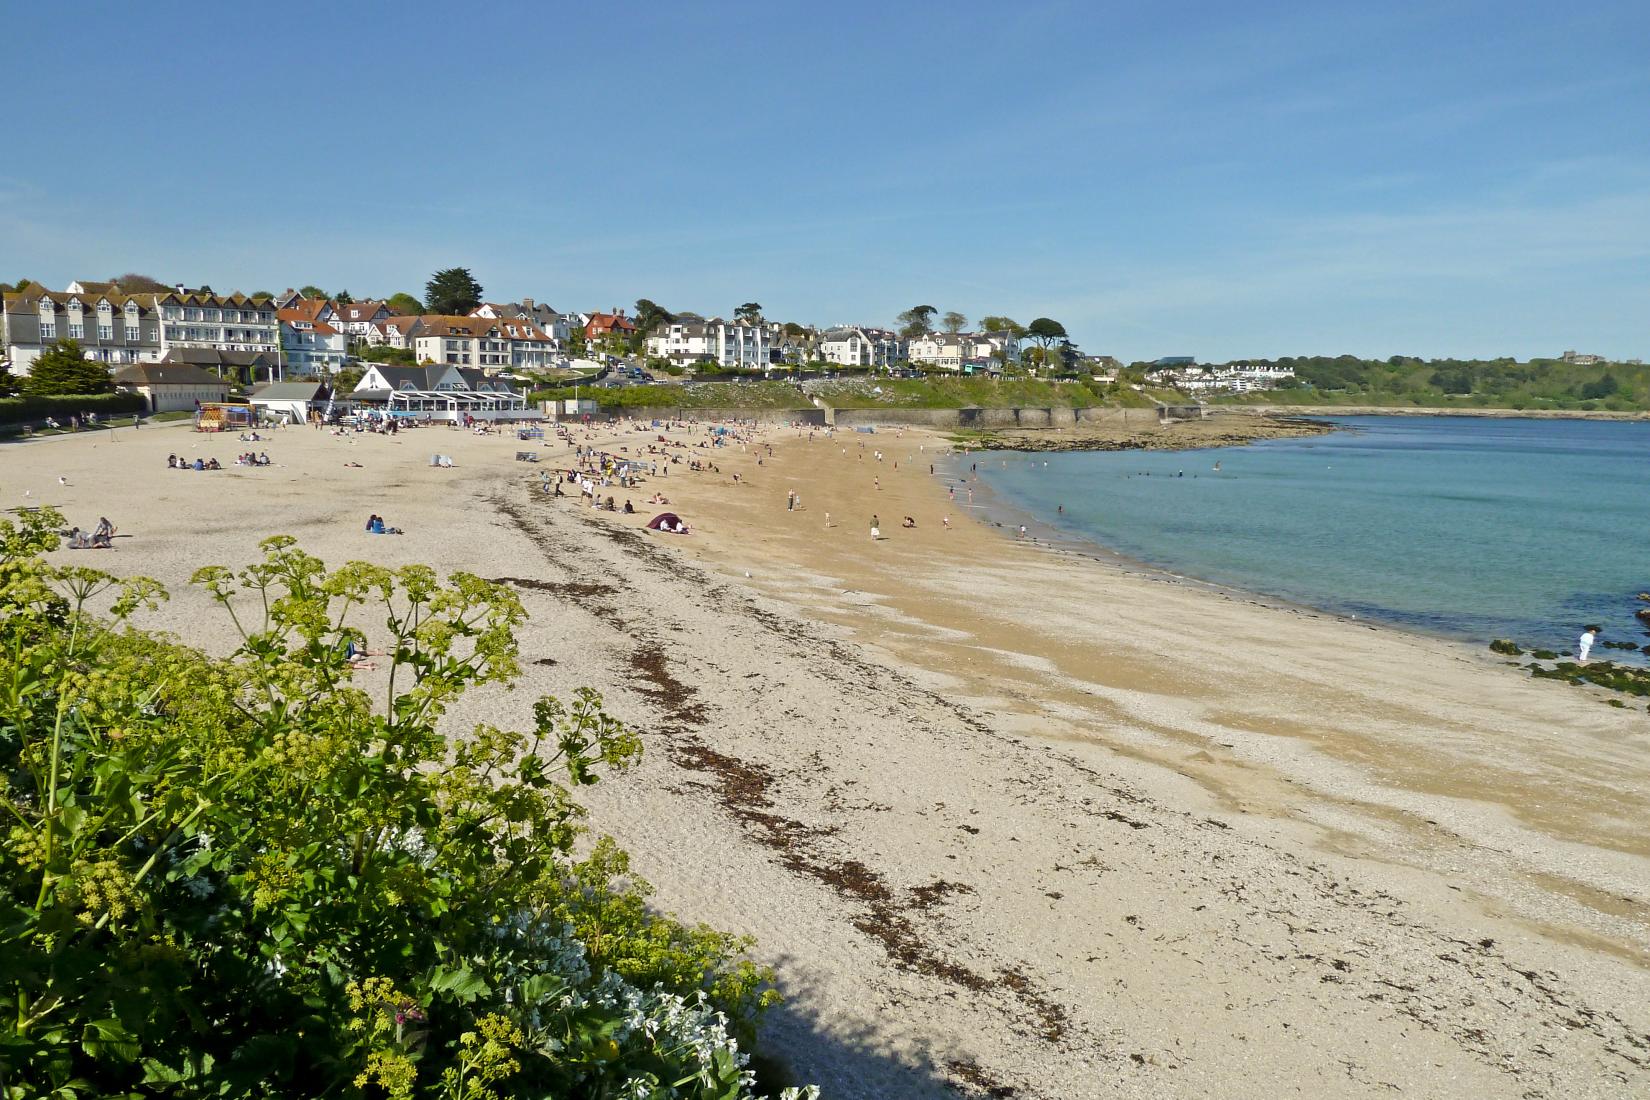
[111,273,170,292]
[249,289,275,299]
[386,292,423,316]
[896,305,937,338]
[20,340,113,396]
[298,285,328,300]
[941,311,967,334]
[978,315,1024,337]
[735,302,763,324]
[634,298,674,334]
[334,289,354,305]
[1025,318,1068,371]
[1579,373,1619,400]
[425,268,483,315]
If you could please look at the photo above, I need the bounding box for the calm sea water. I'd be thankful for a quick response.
[971,416,1650,660]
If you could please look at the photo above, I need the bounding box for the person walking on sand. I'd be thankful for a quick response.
[870,514,880,540]
[1577,624,1599,663]
[942,515,951,530]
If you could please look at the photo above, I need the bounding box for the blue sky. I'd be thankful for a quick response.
[2,0,1645,361]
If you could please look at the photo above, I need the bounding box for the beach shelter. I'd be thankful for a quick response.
[645,512,682,530]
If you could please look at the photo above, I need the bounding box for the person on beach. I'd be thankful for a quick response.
[942,515,951,530]
[870,515,880,540]
[1577,625,1599,663]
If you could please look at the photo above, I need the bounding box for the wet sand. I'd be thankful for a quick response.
[10,417,1649,1099]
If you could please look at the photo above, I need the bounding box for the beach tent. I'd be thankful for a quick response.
[645,512,682,530]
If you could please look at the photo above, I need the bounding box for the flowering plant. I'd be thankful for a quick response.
[0,512,812,1098]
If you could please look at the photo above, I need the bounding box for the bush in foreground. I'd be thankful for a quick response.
[0,512,812,1099]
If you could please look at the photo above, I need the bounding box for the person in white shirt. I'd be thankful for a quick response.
[1577,625,1599,663]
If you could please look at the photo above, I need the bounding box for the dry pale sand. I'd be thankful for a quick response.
[6,417,1648,1099]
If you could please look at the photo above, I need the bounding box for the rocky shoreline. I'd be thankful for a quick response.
[955,411,1336,452]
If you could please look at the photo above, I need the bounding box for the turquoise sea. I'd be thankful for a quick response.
[970,416,1650,661]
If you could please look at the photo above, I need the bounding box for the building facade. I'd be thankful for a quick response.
[278,311,349,376]
[412,316,555,371]
[644,317,770,368]
[818,326,905,368]
[2,282,164,373]
[153,289,279,360]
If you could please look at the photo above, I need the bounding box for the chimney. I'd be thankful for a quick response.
[522,297,533,310]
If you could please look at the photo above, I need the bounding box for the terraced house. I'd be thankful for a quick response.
[818,326,905,369]
[412,316,555,371]
[643,315,770,368]
[152,288,279,359]
[2,280,163,374]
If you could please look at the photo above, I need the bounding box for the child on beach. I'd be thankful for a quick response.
[1577,625,1599,663]
[870,515,880,540]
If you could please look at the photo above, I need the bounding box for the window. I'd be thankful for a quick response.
[98,325,112,340]
[125,325,140,343]
[40,322,56,338]
[205,309,220,322]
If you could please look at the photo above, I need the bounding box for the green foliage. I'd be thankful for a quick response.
[1213,355,1650,411]
[20,340,114,397]
[298,285,328,300]
[0,523,808,1099]
[361,344,418,366]
[896,305,937,339]
[978,316,1025,338]
[334,366,367,393]
[1025,318,1068,349]
[940,311,967,334]
[387,293,424,317]
[0,392,146,426]
[335,289,355,305]
[112,273,172,293]
[734,303,763,324]
[425,269,484,317]
[530,382,808,411]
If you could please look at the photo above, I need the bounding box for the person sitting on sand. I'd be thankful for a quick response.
[623,500,635,514]
[206,458,221,471]
[902,516,917,528]
[90,529,113,549]
[167,454,178,468]
[66,527,88,549]
[94,517,115,540]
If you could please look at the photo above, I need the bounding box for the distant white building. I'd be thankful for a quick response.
[1560,350,1606,366]
[817,326,904,368]
[644,316,770,368]
[413,316,555,372]
[1150,362,1295,395]
[278,310,348,377]
[908,331,1020,371]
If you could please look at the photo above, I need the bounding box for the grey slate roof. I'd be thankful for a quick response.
[111,362,227,387]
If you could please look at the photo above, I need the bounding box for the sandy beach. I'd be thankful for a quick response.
[7,416,1648,1099]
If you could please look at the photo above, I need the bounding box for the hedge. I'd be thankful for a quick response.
[0,392,147,425]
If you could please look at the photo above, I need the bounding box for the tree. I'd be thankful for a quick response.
[1579,373,1619,400]
[298,285,328,300]
[19,340,112,396]
[249,290,275,299]
[1024,318,1068,371]
[941,311,967,334]
[0,360,17,397]
[735,302,763,324]
[425,268,483,315]
[386,292,423,316]
[334,289,354,305]
[111,273,170,292]
[634,298,673,334]
[896,305,937,339]
[782,321,807,337]
[979,315,1024,337]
